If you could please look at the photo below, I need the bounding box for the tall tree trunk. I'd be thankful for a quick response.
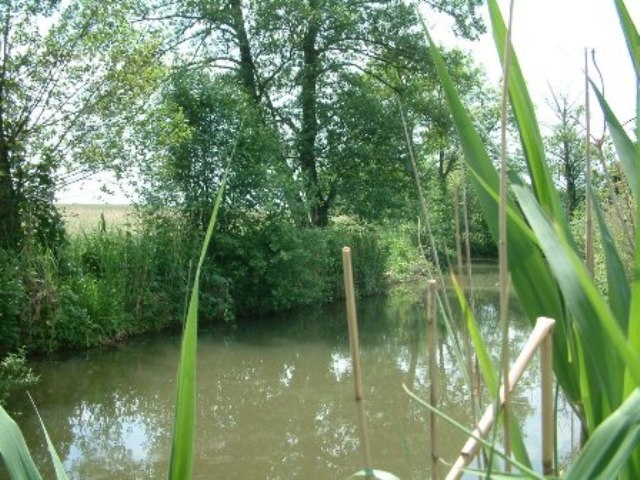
[299,0,328,227]
[0,144,21,250]
[229,0,259,102]
[0,36,22,250]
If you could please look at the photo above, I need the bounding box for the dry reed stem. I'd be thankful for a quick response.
[445,317,556,480]
[585,48,595,274]
[342,247,374,477]
[427,279,439,480]
[499,0,516,466]
[541,325,555,476]
[398,99,455,323]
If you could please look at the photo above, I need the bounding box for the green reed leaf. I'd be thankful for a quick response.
[615,0,640,78]
[566,389,640,480]
[0,405,43,480]
[29,394,69,480]
[402,385,542,479]
[513,182,640,399]
[421,16,580,408]
[590,81,637,199]
[487,0,567,229]
[169,167,229,480]
[451,276,532,469]
[591,189,630,330]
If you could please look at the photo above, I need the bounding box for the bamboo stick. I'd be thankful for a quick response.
[445,317,556,480]
[585,48,594,274]
[342,247,375,478]
[498,0,516,466]
[540,322,555,475]
[427,279,439,480]
[541,322,555,476]
[453,185,464,280]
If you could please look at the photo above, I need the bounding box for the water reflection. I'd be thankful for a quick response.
[6,272,577,479]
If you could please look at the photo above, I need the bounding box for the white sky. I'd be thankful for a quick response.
[57,0,639,205]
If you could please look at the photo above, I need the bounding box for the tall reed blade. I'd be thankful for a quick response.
[419,10,579,408]
[169,167,229,480]
[0,405,43,480]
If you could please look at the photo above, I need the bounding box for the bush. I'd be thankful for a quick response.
[0,348,39,405]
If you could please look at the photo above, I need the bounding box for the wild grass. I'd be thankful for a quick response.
[56,203,134,234]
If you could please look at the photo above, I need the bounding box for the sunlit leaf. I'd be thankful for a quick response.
[0,405,43,480]
[169,164,230,479]
[566,389,640,480]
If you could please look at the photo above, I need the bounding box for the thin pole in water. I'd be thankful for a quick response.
[342,247,374,478]
[427,279,439,480]
[541,324,555,476]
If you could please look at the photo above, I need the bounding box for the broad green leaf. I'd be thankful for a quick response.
[169,167,229,480]
[590,81,637,199]
[421,17,580,408]
[513,182,640,403]
[615,0,640,77]
[591,189,630,329]
[566,389,640,480]
[487,0,567,230]
[0,405,43,480]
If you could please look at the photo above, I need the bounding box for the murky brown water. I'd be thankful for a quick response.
[5,268,578,479]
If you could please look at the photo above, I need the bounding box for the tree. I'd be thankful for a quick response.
[546,92,586,217]
[137,0,485,226]
[0,0,164,250]
[139,69,289,229]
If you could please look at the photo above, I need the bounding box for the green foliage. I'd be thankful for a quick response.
[0,349,39,406]
[424,0,640,476]
[0,0,165,250]
[213,217,390,317]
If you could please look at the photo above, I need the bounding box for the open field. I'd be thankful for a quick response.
[57,204,136,234]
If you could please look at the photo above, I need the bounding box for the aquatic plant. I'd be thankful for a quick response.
[415,0,640,477]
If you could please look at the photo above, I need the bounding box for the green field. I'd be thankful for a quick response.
[57,204,135,233]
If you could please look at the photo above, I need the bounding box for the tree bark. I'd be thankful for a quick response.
[0,18,22,250]
[299,0,329,227]
[229,0,259,102]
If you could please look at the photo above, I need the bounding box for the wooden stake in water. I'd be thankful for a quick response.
[427,279,440,480]
[541,325,555,476]
[342,247,374,478]
[446,317,556,480]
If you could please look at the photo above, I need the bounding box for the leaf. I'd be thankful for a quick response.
[591,189,630,329]
[420,15,580,408]
[168,165,230,480]
[402,385,542,479]
[513,182,640,403]
[487,0,567,229]
[614,0,640,78]
[29,394,69,480]
[566,389,640,480]
[0,404,43,480]
[589,81,637,199]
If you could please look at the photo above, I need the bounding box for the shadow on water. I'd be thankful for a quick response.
[5,268,577,479]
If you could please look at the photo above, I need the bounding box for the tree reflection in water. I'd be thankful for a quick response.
[6,269,577,479]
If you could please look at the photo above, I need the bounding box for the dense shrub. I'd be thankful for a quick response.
[0,212,428,353]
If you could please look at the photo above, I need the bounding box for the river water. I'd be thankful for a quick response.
[6,268,578,479]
